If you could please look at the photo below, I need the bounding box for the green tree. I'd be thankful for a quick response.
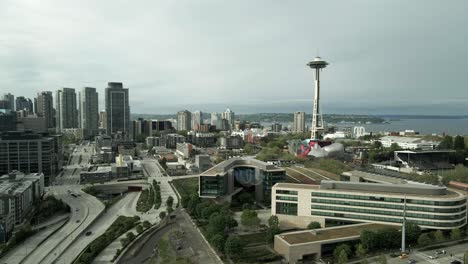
[307,221,321,229]
[243,143,254,154]
[453,135,466,150]
[166,196,174,208]
[142,221,151,229]
[360,230,378,250]
[405,222,421,244]
[439,135,454,149]
[206,213,228,238]
[356,243,368,261]
[333,244,352,262]
[373,141,382,149]
[337,249,348,264]
[450,228,461,240]
[209,234,226,253]
[224,235,244,259]
[417,233,432,246]
[266,225,281,243]
[126,232,136,241]
[241,209,261,227]
[268,215,279,227]
[136,225,144,234]
[377,255,387,264]
[159,211,167,220]
[434,230,445,243]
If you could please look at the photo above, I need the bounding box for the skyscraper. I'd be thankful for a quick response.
[2,93,14,112]
[221,108,234,128]
[293,111,305,133]
[105,82,130,138]
[177,110,191,131]
[56,88,78,131]
[210,112,219,126]
[191,110,203,130]
[79,87,99,138]
[15,96,33,113]
[36,91,54,128]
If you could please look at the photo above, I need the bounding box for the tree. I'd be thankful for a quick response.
[439,135,454,149]
[266,225,281,243]
[337,249,348,264]
[360,230,378,250]
[307,221,321,229]
[434,230,445,243]
[160,157,168,170]
[464,250,468,264]
[355,243,368,260]
[373,141,382,149]
[450,228,462,240]
[237,192,254,205]
[377,255,387,264]
[243,143,254,154]
[268,215,279,227]
[142,221,151,229]
[417,233,432,246]
[333,244,352,262]
[241,209,261,227]
[159,211,167,220]
[453,135,465,150]
[136,225,144,234]
[209,234,226,253]
[224,235,244,258]
[126,232,136,241]
[166,196,174,208]
[206,213,228,238]
[405,222,421,244]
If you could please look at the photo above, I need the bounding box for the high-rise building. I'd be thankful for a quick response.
[2,93,14,112]
[105,82,130,138]
[56,88,78,131]
[0,131,62,186]
[191,110,203,130]
[36,91,54,128]
[221,108,234,128]
[210,112,219,126]
[99,111,107,129]
[272,123,282,132]
[15,97,33,113]
[293,111,305,133]
[176,110,191,131]
[79,87,99,138]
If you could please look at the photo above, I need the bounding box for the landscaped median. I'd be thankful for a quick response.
[74,215,140,264]
[136,180,162,212]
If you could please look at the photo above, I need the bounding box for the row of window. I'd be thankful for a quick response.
[276,190,298,195]
[276,202,298,215]
[311,192,465,206]
[311,210,466,228]
[276,196,298,201]
[311,198,467,213]
[311,204,466,220]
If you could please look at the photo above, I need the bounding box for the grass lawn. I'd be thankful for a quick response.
[172,177,198,198]
[239,232,267,246]
[237,245,280,263]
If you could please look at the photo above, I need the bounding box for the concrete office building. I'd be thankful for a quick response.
[177,110,191,131]
[56,88,78,131]
[191,111,203,130]
[195,155,212,172]
[15,97,33,113]
[199,157,286,203]
[99,111,107,129]
[36,91,54,128]
[0,131,61,186]
[272,181,467,230]
[0,113,16,132]
[16,115,47,132]
[79,87,99,138]
[378,136,438,150]
[271,123,282,132]
[293,112,305,133]
[221,108,234,128]
[105,82,130,138]
[176,143,192,159]
[2,94,14,112]
[164,133,185,149]
[210,112,219,126]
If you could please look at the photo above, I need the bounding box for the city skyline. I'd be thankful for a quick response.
[1,1,467,115]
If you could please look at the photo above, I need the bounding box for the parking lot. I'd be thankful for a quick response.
[381,242,467,264]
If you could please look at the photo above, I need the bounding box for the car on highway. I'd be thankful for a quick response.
[75,208,79,211]
[428,255,437,259]
[450,260,462,264]
[435,250,446,255]
[76,220,80,223]
[85,231,92,236]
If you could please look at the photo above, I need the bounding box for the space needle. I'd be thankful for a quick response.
[307,56,328,140]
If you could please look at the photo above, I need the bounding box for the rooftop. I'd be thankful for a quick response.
[279,223,394,245]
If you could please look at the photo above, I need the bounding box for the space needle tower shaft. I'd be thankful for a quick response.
[307,56,328,140]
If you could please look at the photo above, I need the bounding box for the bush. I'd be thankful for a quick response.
[307,221,321,229]
[136,225,144,234]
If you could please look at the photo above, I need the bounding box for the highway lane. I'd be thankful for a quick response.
[22,185,104,264]
[54,192,136,264]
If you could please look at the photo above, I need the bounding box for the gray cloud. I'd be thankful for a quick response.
[0,0,467,114]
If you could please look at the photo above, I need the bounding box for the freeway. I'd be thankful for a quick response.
[56,142,94,185]
[22,185,104,264]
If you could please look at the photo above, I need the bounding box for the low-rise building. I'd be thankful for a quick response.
[220,135,244,149]
[176,143,193,159]
[378,136,438,150]
[272,181,467,230]
[166,162,187,176]
[195,155,212,172]
[79,166,112,184]
[164,134,185,149]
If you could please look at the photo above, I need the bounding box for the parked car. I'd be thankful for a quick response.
[407,259,417,264]
[428,255,437,259]
[85,231,92,236]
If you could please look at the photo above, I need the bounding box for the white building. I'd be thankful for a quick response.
[353,126,366,138]
[293,112,305,133]
[379,136,438,150]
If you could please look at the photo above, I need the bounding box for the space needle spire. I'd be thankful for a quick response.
[307,56,328,140]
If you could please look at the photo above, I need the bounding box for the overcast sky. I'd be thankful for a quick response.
[1,0,467,115]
